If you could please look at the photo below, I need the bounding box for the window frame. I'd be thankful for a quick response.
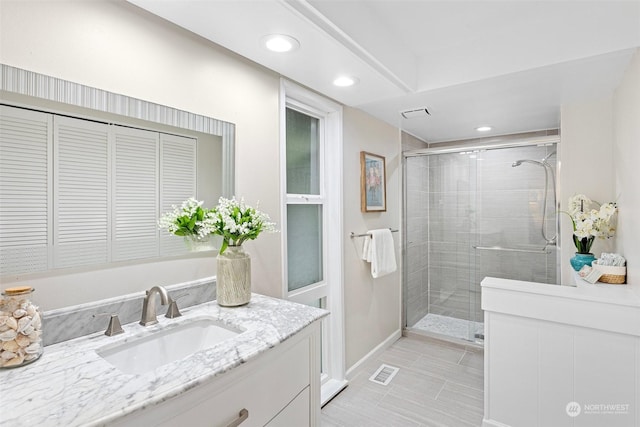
[280,79,346,404]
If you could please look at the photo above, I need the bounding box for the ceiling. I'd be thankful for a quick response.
[128,0,640,143]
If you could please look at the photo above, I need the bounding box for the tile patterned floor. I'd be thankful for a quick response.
[321,335,484,427]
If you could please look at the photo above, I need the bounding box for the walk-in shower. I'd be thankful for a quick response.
[403,138,559,343]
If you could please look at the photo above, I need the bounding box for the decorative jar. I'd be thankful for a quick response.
[0,286,43,368]
[216,246,251,306]
[570,253,596,271]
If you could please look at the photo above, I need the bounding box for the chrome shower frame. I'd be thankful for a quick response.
[401,132,561,344]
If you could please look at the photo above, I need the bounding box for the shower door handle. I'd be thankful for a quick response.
[473,245,552,254]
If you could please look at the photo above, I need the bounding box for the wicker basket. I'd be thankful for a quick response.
[593,262,626,284]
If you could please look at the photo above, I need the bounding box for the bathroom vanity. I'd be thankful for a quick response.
[0,293,328,427]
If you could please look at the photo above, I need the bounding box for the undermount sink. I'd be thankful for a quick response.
[97,317,241,374]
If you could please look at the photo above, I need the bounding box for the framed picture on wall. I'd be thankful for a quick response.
[360,151,387,212]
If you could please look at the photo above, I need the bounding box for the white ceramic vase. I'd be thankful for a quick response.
[216,245,251,306]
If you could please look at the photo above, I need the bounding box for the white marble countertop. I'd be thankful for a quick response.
[0,294,328,427]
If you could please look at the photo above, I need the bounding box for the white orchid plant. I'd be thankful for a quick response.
[565,194,617,254]
[158,197,276,254]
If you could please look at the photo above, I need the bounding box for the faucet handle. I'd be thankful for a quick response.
[93,313,124,336]
[106,314,125,336]
[165,299,182,319]
[165,293,189,319]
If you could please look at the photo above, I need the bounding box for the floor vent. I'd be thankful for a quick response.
[369,364,399,386]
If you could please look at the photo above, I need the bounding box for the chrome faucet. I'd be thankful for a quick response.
[140,286,170,326]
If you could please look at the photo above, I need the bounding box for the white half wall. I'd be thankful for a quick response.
[482,276,640,427]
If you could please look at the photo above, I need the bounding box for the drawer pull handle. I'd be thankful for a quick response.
[225,408,249,427]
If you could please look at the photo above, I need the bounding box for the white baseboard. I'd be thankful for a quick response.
[345,329,402,380]
[483,418,511,427]
[321,378,348,407]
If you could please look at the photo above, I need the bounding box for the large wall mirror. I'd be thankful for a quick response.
[0,65,234,300]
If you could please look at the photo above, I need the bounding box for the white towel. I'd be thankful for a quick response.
[362,229,397,278]
[361,235,372,262]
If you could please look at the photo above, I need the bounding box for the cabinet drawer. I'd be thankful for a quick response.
[140,334,311,427]
[265,386,310,427]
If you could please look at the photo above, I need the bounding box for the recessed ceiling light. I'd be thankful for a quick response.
[262,34,299,53]
[333,75,359,87]
[476,126,492,132]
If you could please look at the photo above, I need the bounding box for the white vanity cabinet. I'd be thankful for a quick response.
[0,294,328,427]
[111,321,321,427]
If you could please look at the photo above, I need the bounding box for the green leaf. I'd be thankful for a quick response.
[187,217,196,230]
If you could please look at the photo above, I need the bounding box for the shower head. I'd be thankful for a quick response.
[512,151,557,168]
[512,159,545,168]
[542,151,557,163]
[511,154,558,245]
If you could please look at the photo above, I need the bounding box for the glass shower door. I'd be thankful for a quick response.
[404,143,559,344]
[403,155,430,331]
[472,145,558,290]
[404,152,479,342]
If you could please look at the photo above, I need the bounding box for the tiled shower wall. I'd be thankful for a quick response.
[404,140,558,332]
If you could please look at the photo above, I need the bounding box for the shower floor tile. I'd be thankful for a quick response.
[412,313,484,341]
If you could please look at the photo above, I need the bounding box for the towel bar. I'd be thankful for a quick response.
[350,229,399,238]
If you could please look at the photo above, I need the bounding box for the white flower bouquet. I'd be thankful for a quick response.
[210,197,277,254]
[159,197,276,254]
[565,194,617,254]
[158,198,217,239]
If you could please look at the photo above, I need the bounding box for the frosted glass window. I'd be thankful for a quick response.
[286,108,319,195]
[287,204,323,291]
